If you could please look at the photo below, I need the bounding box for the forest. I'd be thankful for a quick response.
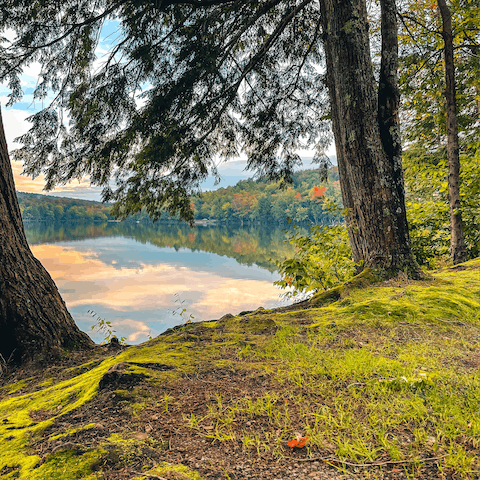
[18,147,479,268]
[17,192,112,222]
[17,167,342,225]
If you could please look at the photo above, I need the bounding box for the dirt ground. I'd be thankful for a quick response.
[3,346,450,480]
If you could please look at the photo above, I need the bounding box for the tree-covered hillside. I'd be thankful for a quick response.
[17,192,113,222]
[17,168,341,225]
[191,168,341,224]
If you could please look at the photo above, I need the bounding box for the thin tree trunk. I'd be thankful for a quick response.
[319,0,417,275]
[0,108,94,365]
[437,0,468,265]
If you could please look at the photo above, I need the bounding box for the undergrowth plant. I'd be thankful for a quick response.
[0,351,14,377]
[171,293,195,324]
[275,203,357,298]
[403,145,480,266]
[88,309,127,345]
[1,260,479,479]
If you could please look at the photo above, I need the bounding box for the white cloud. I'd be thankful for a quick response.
[1,107,31,148]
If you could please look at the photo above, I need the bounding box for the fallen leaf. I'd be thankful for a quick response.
[288,436,308,448]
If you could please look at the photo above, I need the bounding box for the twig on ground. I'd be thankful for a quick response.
[298,454,450,467]
[435,317,469,327]
[132,473,167,480]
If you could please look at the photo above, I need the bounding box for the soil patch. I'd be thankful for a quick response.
[33,365,445,480]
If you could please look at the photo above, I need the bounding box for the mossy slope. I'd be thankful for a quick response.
[0,259,479,479]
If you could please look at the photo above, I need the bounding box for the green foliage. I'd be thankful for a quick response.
[88,310,126,345]
[1,0,330,223]
[397,0,479,266]
[275,204,356,297]
[130,167,342,225]
[398,0,480,149]
[404,145,480,265]
[17,192,112,223]
[17,168,342,226]
[171,294,195,324]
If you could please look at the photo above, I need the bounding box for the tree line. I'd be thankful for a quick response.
[18,192,111,222]
[17,168,343,226]
[190,168,341,224]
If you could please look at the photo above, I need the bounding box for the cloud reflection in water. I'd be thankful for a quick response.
[31,237,287,344]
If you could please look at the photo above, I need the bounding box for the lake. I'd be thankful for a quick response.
[24,222,295,344]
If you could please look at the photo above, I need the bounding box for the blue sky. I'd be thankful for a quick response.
[1,19,336,202]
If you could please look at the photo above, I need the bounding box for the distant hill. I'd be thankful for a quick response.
[17,191,113,222]
[17,191,106,205]
[190,167,342,225]
[16,167,342,225]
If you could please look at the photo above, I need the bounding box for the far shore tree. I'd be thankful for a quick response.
[0,0,422,363]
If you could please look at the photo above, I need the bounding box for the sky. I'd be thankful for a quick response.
[1,19,336,202]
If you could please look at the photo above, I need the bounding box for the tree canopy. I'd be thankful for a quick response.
[1,0,331,223]
[398,0,479,149]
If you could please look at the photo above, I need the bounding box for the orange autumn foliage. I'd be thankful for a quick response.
[287,436,308,448]
[312,186,326,198]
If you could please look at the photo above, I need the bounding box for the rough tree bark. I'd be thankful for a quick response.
[437,0,468,265]
[319,0,418,274]
[0,108,94,365]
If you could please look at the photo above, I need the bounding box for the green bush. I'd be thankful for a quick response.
[275,208,356,298]
[404,145,479,266]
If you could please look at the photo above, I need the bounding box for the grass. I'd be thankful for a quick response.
[0,258,478,479]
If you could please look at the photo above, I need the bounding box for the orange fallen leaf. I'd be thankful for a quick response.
[288,436,308,448]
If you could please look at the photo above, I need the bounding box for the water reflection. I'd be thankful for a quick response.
[25,222,295,271]
[25,222,294,344]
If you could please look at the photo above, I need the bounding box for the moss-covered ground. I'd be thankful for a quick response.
[0,259,479,479]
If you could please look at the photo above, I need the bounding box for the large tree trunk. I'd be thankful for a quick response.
[319,0,417,274]
[437,0,468,265]
[0,108,94,365]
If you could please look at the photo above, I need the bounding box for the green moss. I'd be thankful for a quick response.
[37,378,54,388]
[1,258,478,478]
[0,355,119,477]
[29,449,103,480]
[131,462,203,480]
[48,423,96,442]
[131,402,146,418]
[7,379,28,394]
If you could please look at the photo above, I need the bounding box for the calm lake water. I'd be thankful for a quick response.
[24,222,294,344]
